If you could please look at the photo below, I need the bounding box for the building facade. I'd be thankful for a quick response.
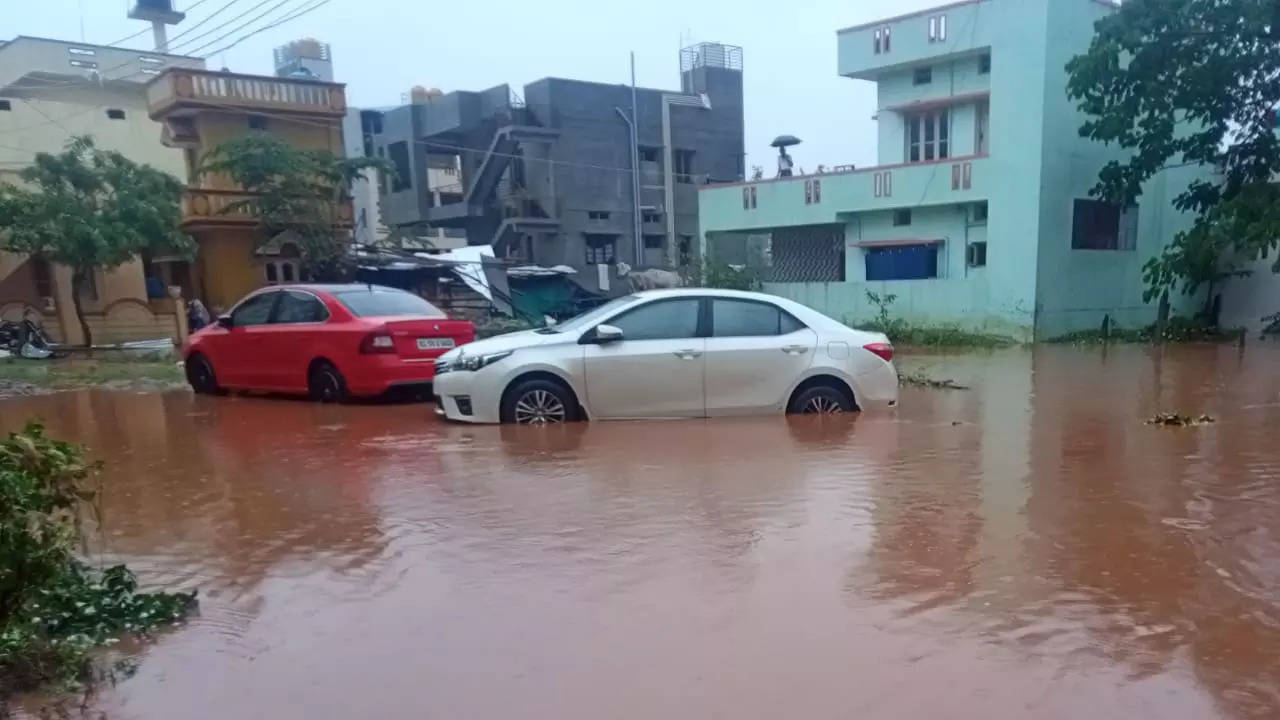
[145,66,351,312]
[698,0,1210,340]
[372,43,745,290]
[0,35,204,344]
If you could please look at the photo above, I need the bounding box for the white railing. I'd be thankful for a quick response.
[149,69,345,116]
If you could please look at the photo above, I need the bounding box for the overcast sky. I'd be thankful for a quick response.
[13,0,946,173]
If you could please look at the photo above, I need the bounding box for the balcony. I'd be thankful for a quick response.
[147,68,346,120]
[181,188,354,231]
[838,0,993,80]
[698,155,988,234]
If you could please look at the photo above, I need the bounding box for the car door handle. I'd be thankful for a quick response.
[674,349,702,360]
[781,345,809,354]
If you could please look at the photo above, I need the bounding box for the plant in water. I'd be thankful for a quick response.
[0,422,196,695]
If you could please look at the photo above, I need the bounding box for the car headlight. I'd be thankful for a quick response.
[461,350,513,372]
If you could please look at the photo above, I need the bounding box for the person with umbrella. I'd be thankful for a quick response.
[772,135,801,177]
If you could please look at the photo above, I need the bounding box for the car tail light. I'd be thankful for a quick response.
[360,328,397,354]
[863,342,894,363]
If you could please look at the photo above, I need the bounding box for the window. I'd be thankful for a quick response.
[643,234,665,249]
[874,28,882,54]
[588,210,611,221]
[883,25,891,52]
[712,299,804,337]
[639,146,659,163]
[864,244,939,281]
[609,299,699,341]
[31,258,52,297]
[248,114,268,130]
[231,292,277,326]
[106,109,126,120]
[674,149,695,183]
[972,201,988,223]
[893,209,912,226]
[967,241,988,267]
[928,14,948,42]
[388,141,412,192]
[68,47,96,56]
[68,59,97,69]
[0,100,11,111]
[584,234,616,264]
[979,53,991,74]
[264,260,298,285]
[913,67,932,85]
[805,178,821,204]
[750,186,758,208]
[79,271,98,302]
[905,109,949,162]
[642,210,662,223]
[274,291,329,323]
[336,288,445,317]
[1072,199,1136,250]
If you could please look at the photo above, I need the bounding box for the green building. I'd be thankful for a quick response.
[698,0,1211,341]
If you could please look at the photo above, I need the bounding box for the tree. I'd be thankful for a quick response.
[197,137,390,281]
[0,137,190,346]
[1065,0,1280,316]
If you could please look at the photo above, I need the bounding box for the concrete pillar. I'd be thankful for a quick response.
[168,285,188,346]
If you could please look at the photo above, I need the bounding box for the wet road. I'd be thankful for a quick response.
[3,344,1280,719]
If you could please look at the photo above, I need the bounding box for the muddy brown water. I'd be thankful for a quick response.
[3,344,1280,719]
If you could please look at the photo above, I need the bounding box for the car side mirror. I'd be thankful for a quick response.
[593,324,623,344]
[216,314,234,329]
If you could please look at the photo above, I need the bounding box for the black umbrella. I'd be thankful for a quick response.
[771,134,802,148]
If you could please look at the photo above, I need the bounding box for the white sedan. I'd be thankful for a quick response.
[433,289,898,423]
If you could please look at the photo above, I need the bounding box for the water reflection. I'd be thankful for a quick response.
[2,343,1278,719]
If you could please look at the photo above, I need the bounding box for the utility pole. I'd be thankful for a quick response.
[629,52,642,266]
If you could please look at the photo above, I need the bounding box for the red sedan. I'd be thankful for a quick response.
[183,284,475,402]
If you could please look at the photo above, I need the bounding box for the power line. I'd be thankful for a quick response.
[161,0,250,50]
[103,0,218,47]
[198,0,331,59]
[179,0,308,57]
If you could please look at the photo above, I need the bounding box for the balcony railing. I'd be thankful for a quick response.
[181,188,354,229]
[148,68,347,119]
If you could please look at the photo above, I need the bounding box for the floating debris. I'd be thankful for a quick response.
[898,369,969,390]
[1145,412,1216,427]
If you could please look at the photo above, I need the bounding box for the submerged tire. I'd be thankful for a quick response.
[501,379,576,424]
[788,384,854,415]
[185,354,221,395]
[308,361,348,403]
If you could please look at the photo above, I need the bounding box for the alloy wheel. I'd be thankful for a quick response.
[316,370,342,402]
[802,395,845,414]
[513,389,567,424]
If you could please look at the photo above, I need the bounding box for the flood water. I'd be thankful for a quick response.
[3,344,1280,719]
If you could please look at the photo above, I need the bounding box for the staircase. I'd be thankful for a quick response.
[425,124,559,226]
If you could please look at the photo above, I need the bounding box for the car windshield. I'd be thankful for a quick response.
[336,288,446,318]
[538,294,640,334]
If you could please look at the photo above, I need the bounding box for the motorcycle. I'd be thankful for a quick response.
[0,317,56,359]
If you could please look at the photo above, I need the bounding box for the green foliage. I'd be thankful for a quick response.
[1065,0,1280,308]
[475,315,542,339]
[0,423,195,694]
[688,252,763,291]
[1047,315,1244,344]
[198,136,392,281]
[856,291,1011,348]
[0,137,190,346]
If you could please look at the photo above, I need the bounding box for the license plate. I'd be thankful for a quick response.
[417,337,455,350]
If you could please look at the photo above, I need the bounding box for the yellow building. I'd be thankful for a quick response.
[0,36,204,345]
[145,67,352,313]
